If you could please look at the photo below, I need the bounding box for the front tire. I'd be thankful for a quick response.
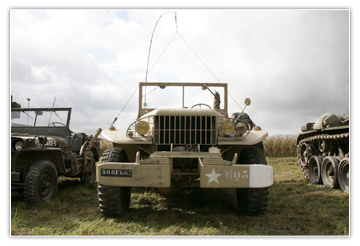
[237,146,269,215]
[236,188,269,215]
[98,184,131,216]
[24,160,58,204]
[97,147,131,216]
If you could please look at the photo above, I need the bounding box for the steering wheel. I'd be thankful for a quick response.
[191,103,212,109]
[48,122,65,127]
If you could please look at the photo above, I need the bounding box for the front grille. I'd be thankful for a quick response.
[154,115,216,145]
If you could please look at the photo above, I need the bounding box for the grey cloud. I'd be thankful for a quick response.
[10,9,349,136]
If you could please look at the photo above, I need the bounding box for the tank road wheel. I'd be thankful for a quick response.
[308,156,323,184]
[318,139,333,153]
[321,156,340,189]
[97,147,131,216]
[338,158,349,193]
[299,143,313,166]
[297,143,311,180]
[237,146,269,215]
[24,160,58,204]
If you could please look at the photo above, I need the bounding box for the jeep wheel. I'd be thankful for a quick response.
[81,157,96,184]
[237,146,269,215]
[24,160,58,204]
[97,147,131,216]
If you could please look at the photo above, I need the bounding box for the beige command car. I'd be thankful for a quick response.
[97,82,273,216]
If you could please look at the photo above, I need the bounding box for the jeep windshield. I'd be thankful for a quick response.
[11,108,71,128]
[139,82,228,117]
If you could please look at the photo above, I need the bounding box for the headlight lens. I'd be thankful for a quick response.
[235,122,247,135]
[14,141,24,151]
[135,121,150,136]
[221,122,235,135]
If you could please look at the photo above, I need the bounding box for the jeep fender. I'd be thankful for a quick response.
[13,148,66,175]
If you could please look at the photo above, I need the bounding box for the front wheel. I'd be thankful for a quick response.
[24,160,58,204]
[236,188,269,215]
[237,146,270,215]
[98,184,131,216]
[97,147,131,216]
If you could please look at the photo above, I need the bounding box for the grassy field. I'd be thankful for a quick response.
[10,156,349,236]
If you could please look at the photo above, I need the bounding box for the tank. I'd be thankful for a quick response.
[296,113,349,192]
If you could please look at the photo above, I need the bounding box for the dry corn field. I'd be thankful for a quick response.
[263,135,297,157]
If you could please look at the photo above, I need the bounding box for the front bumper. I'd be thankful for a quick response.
[96,151,273,188]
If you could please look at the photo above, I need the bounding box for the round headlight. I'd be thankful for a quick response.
[221,122,235,135]
[135,121,150,136]
[14,141,24,151]
[235,122,247,135]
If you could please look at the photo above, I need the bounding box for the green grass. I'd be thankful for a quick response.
[11,157,349,236]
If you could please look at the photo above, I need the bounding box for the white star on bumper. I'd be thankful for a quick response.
[205,168,222,184]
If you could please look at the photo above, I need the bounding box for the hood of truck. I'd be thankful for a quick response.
[141,108,224,118]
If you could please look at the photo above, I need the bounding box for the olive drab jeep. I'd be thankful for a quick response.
[11,107,102,204]
[97,82,273,216]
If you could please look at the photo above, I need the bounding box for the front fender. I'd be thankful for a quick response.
[11,147,66,175]
[101,129,152,145]
[217,130,268,146]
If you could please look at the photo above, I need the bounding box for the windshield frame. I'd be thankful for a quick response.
[11,107,72,128]
[138,82,228,118]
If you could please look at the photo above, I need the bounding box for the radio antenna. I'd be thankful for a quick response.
[145,11,178,83]
[144,11,177,106]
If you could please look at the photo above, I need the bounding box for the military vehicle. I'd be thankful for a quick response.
[297,113,349,192]
[11,107,102,204]
[96,82,273,216]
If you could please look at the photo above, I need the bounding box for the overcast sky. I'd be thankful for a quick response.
[10,9,349,136]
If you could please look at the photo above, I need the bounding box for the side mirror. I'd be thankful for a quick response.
[244,98,251,106]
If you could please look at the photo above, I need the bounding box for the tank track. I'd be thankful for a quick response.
[298,132,349,146]
[297,132,349,191]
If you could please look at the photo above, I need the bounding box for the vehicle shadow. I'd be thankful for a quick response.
[113,187,241,223]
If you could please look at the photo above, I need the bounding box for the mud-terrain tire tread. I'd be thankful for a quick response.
[101,147,129,163]
[24,160,58,204]
[98,184,131,216]
[236,188,269,215]
[237,145,269,215]
[97,147,131,216]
